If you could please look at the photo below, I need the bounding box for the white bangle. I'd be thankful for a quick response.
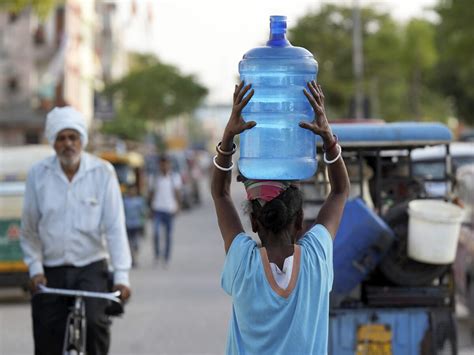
[216,141,236,156]
[213,155,234,171]
[323,144,342,164]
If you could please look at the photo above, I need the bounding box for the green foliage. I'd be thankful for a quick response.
[103,54,208,140]
[0,0,61,19]
[289,5,354,118]
[100,108,149,141]
[403,20,437,71]
[289,4,451,122]
[401,19,440,118]
[435,0,474,124]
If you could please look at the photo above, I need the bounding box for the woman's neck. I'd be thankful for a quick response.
[260,229,293,246]
[260,231,295,269]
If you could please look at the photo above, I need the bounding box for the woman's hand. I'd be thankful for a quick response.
[223,82,256,139]
[299,81,333,141]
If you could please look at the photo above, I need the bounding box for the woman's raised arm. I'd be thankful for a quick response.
[211,82,256,253]
[300,82,350,238]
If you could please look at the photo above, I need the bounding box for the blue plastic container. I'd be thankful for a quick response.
[238,15,318,180]
[329,308,430,355]
[333,198,395,294]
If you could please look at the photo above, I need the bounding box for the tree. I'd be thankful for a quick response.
[401,19,446,120]
[0,0,61,19]
[289,4,450,121]
[100,106,149,142]
[435,0,474,124]
[102,54,208,140]
[289,5,356,118]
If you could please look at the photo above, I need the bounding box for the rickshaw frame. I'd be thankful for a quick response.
[301,122,459,354]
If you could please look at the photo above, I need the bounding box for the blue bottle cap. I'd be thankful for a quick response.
[270,15,287,35]
[267,15,289,47]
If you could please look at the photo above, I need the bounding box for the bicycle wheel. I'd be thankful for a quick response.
[63,300,87,355]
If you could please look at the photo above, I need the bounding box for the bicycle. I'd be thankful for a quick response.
[35,284,123,355]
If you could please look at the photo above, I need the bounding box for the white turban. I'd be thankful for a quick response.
[45,106,88,147]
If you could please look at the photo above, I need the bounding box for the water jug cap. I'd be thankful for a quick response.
[267,15,290,47]
[270,15,287,34]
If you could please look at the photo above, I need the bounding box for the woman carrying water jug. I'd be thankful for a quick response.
[211,80,350,354]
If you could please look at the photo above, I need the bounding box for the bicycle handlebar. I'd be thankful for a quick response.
[36,284,122,304]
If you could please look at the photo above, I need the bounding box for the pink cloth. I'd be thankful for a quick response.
[244,180,290,202]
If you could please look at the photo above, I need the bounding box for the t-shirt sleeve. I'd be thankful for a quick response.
[298,224,334,289]
[221,233,256,296]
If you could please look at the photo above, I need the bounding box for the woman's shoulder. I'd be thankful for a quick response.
[228,233,258,253]
[304,224,332,240]
[297,224,333,257]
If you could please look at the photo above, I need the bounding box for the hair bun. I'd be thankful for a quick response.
[261,199,289,233]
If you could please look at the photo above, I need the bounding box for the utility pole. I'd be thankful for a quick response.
[352,0,364,118]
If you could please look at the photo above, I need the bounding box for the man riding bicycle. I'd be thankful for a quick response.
[20,106,132,355]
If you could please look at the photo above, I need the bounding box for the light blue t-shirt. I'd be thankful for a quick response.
[221,224,333,355]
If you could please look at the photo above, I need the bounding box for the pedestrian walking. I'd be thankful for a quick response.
[211,81,350,354]
[123,185,147,267]
[149,155,182,267]
[20,106,132,355]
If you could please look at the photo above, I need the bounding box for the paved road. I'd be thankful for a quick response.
[109,181,236,355]
[1,179,473,354]
[0,179,241,355]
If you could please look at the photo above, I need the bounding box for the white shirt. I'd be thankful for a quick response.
[20,152,131,285]
[269,255,294,289]
[151,172,182,213]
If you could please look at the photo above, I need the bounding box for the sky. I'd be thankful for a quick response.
[122,0,438,105]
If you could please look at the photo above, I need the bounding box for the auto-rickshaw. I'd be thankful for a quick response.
[98,151,147,266]
[301,121,460,354]
[98,151,146,195]
[0,145,55,290]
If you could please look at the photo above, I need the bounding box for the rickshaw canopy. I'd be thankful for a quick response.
[321,122,452,148]
[98,151,145,167]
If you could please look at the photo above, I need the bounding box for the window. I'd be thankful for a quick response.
[25,131,40,144]
[412,161,445,180]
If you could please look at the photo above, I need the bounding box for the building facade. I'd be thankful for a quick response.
[0,0,128,147]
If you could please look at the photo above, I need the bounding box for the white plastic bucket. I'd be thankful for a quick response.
[408,199,465,264]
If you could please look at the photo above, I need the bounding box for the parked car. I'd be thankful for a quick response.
[411,142,474,197]
[459,129,474,142]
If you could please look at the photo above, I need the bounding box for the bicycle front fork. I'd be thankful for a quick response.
[63,296,87,355]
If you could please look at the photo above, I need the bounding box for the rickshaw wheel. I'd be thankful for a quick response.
[378,202,449,286]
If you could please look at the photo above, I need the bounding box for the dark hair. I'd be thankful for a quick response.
[159,155,170,163]
[250,185,303,234]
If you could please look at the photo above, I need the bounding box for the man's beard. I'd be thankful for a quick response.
[58,150,81,168]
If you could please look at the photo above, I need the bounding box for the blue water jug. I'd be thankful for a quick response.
[238,15,318,180]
